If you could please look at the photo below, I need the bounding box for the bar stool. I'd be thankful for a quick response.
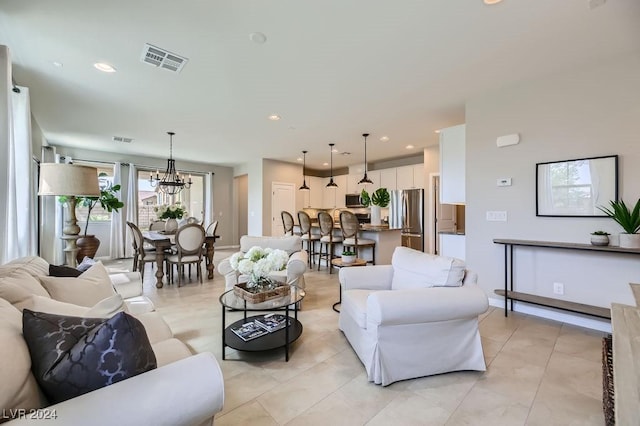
[281,211,297,236]
[339,210,376,265]
[298,210,320,267]
[317,211,342,273]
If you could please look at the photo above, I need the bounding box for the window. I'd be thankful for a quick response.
[137,170,205,229]
[75,165,114,222]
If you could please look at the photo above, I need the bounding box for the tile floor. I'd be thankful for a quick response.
[109,249,606,425]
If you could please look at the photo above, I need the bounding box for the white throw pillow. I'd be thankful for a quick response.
[17,294,125,318]
[0,270,51,306]
[39,262,117,307]
[391,246,466,290]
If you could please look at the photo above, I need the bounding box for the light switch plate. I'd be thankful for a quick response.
[497,178,512,187]
[486,211,508,221]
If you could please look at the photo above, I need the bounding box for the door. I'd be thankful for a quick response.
[433,176,456,255]
[271,182,295,236]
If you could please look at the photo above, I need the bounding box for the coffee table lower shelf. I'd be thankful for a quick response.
[223,316,303,361]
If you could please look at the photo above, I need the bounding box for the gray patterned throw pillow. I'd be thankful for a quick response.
[22,310,157,404]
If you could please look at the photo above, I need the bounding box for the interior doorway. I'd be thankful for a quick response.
[429,174,456,255]
[271,182,295,236]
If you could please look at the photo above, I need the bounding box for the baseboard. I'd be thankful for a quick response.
[216,245,239,250]
[488,297,611,333]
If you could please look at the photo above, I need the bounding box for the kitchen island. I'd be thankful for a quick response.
[296,223,402,265]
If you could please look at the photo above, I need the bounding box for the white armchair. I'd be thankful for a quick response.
[338,246,489,386]
[218,235,308,290]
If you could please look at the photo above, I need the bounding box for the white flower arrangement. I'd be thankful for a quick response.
[229,246,289,285]
[154,203,187,219]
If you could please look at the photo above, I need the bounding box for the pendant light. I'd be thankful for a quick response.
[299,150,310,191]
[326,143,338,188]
[358,133,373,185]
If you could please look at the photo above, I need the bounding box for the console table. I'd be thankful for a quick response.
[493,239,640,319]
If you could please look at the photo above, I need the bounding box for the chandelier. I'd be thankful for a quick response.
[149,131,192,195]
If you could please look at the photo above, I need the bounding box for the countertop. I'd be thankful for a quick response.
[439,231,466,236]
[302,223,401,232]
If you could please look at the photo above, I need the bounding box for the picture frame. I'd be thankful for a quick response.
[536,155,618,217]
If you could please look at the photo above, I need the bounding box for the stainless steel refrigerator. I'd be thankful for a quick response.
[389,189,424,251]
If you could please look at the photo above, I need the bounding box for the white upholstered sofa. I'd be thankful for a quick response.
[218,235,308,290]
[0,256,224,425]
[338,246,489,386]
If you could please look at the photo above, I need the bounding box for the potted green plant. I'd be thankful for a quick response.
[341,249,356,264]
[61,183,124,262]
[360,188,390,226]
[598,199,640,248]
[590,231,610,246]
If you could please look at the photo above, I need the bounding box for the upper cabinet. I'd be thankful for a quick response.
[379,168,397,191]
[308,176,324,208]
[439,124,466,204]
[334,175,347,208]
[396,164,424,190]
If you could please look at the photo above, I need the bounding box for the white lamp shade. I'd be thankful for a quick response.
[38,163,101,196]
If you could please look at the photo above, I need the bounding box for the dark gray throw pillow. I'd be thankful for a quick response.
[49,264,83,278]
[22,310,157,404]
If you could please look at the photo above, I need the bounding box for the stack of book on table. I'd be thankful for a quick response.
[230,314,291,341]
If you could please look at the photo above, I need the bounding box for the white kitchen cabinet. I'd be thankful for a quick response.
[346,174,360,194]
[439,124,465,204]
[334,175,347,208]
[309,176,323,208]
[396,165,414,189]
[322,175,347,208]
[413,163,425,189]
[379,168,397,191]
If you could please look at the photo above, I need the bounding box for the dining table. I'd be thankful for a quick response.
[143,230,220,288]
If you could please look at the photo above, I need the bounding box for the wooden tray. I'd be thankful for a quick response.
[234,282,290,303]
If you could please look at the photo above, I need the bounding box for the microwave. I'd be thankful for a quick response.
[345,193,364,208]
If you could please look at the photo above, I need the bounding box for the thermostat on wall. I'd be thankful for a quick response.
[496,133,520,147]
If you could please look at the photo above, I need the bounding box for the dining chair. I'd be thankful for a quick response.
[126,221,160,281]
[281,211,296,236]
[339,210,376,264]
[298,211,320,267]
[149,220,166,231]
[186,216,200,225]
[204,220,219,270]
[317,211,342,273]
[166,223,206,286]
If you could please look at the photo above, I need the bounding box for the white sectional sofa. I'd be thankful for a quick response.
[0,256,224,425]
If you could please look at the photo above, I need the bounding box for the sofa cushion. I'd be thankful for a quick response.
[0,256,49,278]
[76,256,97,272]
[135,311,174,344]
[22,310,157,405]
[0,299,44,415]
[39,262,117,307]
[0,269,51,307]
[49,264,83,277]
[342,289,374,329]
[391,247,465,290]
[151,338,193,367]
[240,235,302,255]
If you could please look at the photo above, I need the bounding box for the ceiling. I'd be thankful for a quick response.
[1,0,639,170]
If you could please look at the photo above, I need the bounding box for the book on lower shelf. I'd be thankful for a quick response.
[230,321,269,341]
[254,314,290,333]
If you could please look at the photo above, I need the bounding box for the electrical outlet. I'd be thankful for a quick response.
[553,282,564,295]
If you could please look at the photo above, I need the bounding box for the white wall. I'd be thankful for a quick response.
[466,54,640,329]
[262,159,305,236]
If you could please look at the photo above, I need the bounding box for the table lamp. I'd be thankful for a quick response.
[38,163,101,266]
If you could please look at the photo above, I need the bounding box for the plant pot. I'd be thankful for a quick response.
[619,233,640,249]
[590,235,609,246]
[370,205,382,226]
[76,235,100,263]
[341,254,356,264]
[165,218,178,234]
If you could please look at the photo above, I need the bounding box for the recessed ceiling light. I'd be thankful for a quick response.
[268,114,281,121]
[483,0,503,4]
[94,62,116,73]
[249,32,267,44]
[52,61,63,68]
[406,145,414,149]
[323,162,329,166]
[434,129,441,134]
[380,136,390,142]
[296,157,303,162]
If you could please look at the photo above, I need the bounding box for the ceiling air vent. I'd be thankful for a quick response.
[112,136,133,143]
[140,43,188,73]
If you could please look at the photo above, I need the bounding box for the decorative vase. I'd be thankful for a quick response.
[342,254,356,264]
[619,233,640,249]
[76,235,100,263]
[590,235,609,246]
[165,218,178,234]
[370,205,382,226]
[247,277,276,292]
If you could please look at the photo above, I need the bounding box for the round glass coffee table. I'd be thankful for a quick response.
[219,284,305,362]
